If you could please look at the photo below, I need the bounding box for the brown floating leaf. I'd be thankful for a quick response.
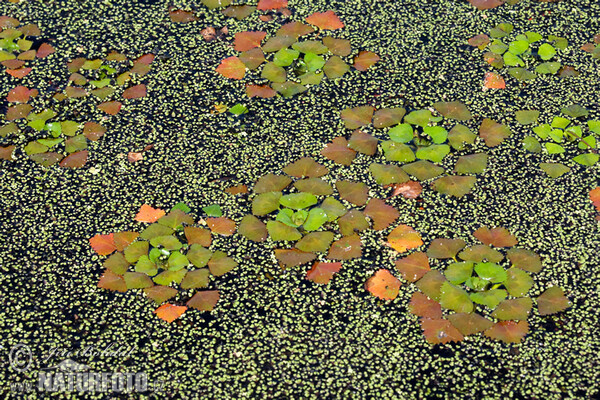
[275,249,317,268]
[36,43,55,58]
[387,225,423,253]
[222,5,256,20]
[296,231,335,252]
[238,214,267,242]
[432,175,477,197]
[59,150,88,168]
[277,21,315,38]
[415,271,446,301]
[128,152,143,162]
[65,86,88,98]
[420,318,464,344]
[6,104,32,120]
[348,130,378,155]
[89,233,116,255]
[447,313,494,336]
[409,292,442,319]
[306,262,342,284]
[246,84,276,98]
[364,198,399,230]
[484,321,529,343]
[338,210,369,236]
[97,101,122,115]
[239,48,265,70]
[83,122,106,141]
[294,178,333,195]
[479,118,511,147]
[216,56,246,80]
[427,238,466,259]
[254,173,291,193]
[225,184,248,195]
[365,269,401,300]
[327,234,362,260]
[340,105,374,129]
[336,181,369,206]
[207,217,236,236]
[321,137,356,166]
[537,286,570,315]
[468,34,490,49]
[492,298,533,320]
[373,108,406,128]
[283,157,328,178]
[123,84,147,99]
[458,245,504,263]
[234,31,267,52]
[395,252,430,282]
[322,36,351,56]
[391,181,422,199]
[305,10,344,30]
[506,248,541,273]
[29,152,63,166]
[0,145,15,160]
[208,251,237,276]
[169,9,199,23]
[184,226,212,247]
[353,51,380,71]
[473,227,518,247]
[113,231,139,252]
[433,101,472,121]
[469,0,505,10]
[187,290,220,311]
[7,85,38,103]
[144,286,178,304]
[98,269,127,292]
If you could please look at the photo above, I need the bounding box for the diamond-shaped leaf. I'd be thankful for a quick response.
[387,225,423,253]
[327,234,362,260]
[394,252,430,282]
[365,269,401,300]
[537,286,570,315]
[492,298,532,320]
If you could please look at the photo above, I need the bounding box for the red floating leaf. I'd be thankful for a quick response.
[169,9,199,23]
[98,269,127,292]
[274,249,316,268]
[184,226,212,247]
[387,225,423,253]
[484,321,529,343]
[447,313,494,336]
[6,67,32,79]
[395,251,430,282]
[136,53,155,65]
[365,269,401,300]
[353,51,380,71]
[484,72,505,89]
[7,86,38,103]
[2,59,24,69]
[306,262,342,284]
[154,304,187,323]
[246,84,276,98]
[234,31,267,52]
[469,0,505,10]
[409,292,442,319]
[590,187,600,211]
[420,318,464,344]
[216,56,246,80]
[256,0,288,10]
[473,226,518,247]
[305,11,344,30]
[364,198,399,230]
[36,43,55,58]
[89,233,116,255]
[207,217,236,236]
[340,105,374,129]
[123,84,147,99]
[97,101,122,115]
[390,181,422,199]
[537,286,570,316]
[135,204,166,223]
[83,121,107,141]
[187,290,220,311]
[321,136,356,166]
[468,34,490,49]
[59,150,88,168]
[113,231,140,252]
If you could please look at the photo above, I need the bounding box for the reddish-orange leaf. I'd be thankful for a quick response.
[340,105,374,129]
[473,226,518,247]
[283,157,328,178]
[305,11,344,30]
[89,233,116,255]
[336,181,369,206]
[469,0,504,10]
[2,59,25,69]
[234,31,267,52]
[187,290,220,311]
[136,53,155,65]
[468,34,490,49]
[128,152,143,162]
[169,9,198,23]
[321,137,356,166]
[537,286,570,316]
[365,269,401,300]
[327,234,362,260]
[364,198,399,230]
[484,321,529,343]
[98,269,127,292]
[387,225,423,253]
[479,118,511,147]
[216,56,246,80]
[6,67,32,78]
[154,304,187,323]
[123,84,147,99]
[275,249,316,268]
[306,262,342,284]
[353,51,380,71]
[276,21,315,38]
[590,187,600,211]
[83,122,107,141]
[390,181,422,199]
[409,292,442,319]
[256,0,288,10]
[36,43,55,58]
[97,101,122,115]
[348,130,378,155]
[184,226,212,247]
[225,184,248,195]
[7,86,38,103]
[484,72,505,89]
[246,84,276,98]
[59,150,88,168]
[0,145,16,160]
[394,251,430,282]
[207,217,236,236]
[113,231,139,252]
[135,204,166,223]
[420,318,464,344]
[448,313,494,336]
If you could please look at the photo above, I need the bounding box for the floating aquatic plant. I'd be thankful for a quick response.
[581,34,600,59]
[322,102,511,197]
[519,105,599,177]
[391,227,571,344]
[90,204,238,323]
[469,23,572,83]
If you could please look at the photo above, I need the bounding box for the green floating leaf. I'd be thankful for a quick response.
[404,109,440,127]
[276,208,306,227]
[338,210,369,236]
[180,269,210,289]
[508,40,529,55]
[252,191,282,216]
[492,298,532,320]
[444,261,474,285]
[474,262,507,283]
[448,125,476,150]
[140,224,173,240]
[273,48,300,67]
[505,268,533,297]
[489,39,508,54]
[382,141,415,162]
[416,145,450,163]
[535,62,561,74]
[124,272,154,289]
[168,252,189,271]
[470,289,507,309]
[415,270,446,301]
[525,31,543,43]
[490,23,513,38]
[522,137,541,153]
[423,126,448,144]
[323,55,349,78]
[267,220,302,241]
[454,153,488,174]
[320,197,347,222]
[202,204,223,217]
[539,162,570,178]
[503,52,524,67]
[229,104,248,115]
[280,193,318,210]
[304,52,326,71]
[369,163,409,185]
[388,124,414,143]
[272,82,308,97]
[135,255,158,276]
[153,269,186,286]
[508,67,536,81]
[515,110,540,125]
[292,40,328,54]
[303,208,328,231]
[432,175,477,197]
[402,160,444,181]
[187,244,212,268]
[573,153,599,166]
[538,43,556,60]
[149,235,182,251]
[261,62,286,83]
[440,281,473,313]
[124,241,149,263]
[432,101,472,121]
[545,143,565,154]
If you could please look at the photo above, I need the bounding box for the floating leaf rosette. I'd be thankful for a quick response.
[215,11,379,97]
[391,227,570,344]
[469,23,572,82]
[518,105,600,177]
[240,157,409,284]
[322,102,511,197]
[90,204,238,323]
